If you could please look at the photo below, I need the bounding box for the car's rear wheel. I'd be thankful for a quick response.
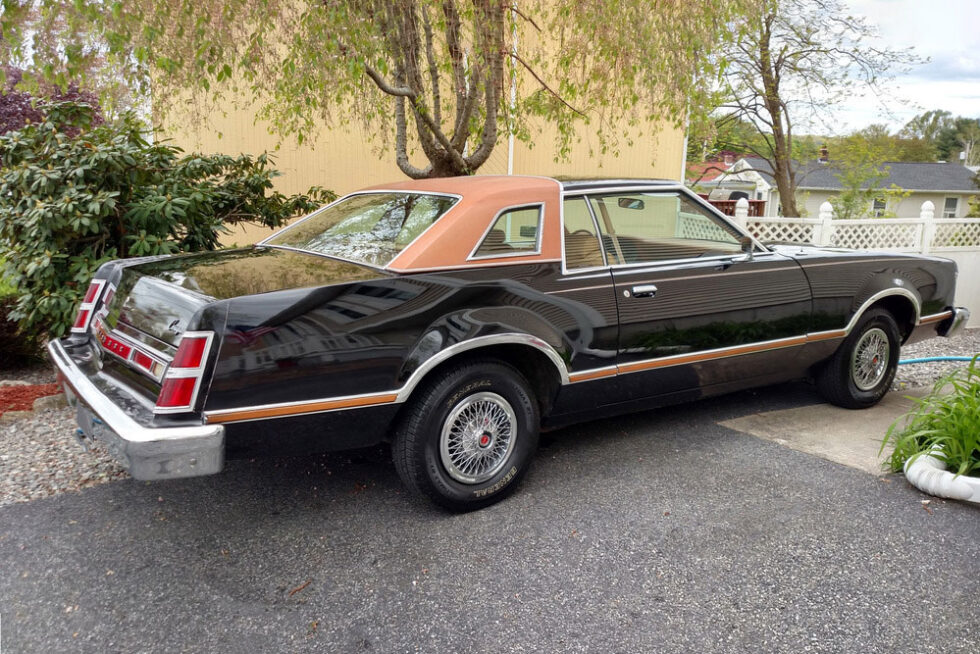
[392,359,539,511]
[816,308,900,408]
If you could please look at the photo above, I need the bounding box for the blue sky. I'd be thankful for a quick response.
[836,0,980,132]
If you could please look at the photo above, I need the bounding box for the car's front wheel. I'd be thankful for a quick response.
[816,308,901,409]
[392,359,539,511]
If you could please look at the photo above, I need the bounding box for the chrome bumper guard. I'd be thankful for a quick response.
[48,339,225,481]
[940,307,970,339]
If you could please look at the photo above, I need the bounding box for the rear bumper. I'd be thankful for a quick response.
[48,339,225,481]
[939,307,970,338]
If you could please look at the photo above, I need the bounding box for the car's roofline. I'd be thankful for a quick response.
[557,178,679,192]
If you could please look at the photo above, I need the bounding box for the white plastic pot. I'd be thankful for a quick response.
[904,448,980,504]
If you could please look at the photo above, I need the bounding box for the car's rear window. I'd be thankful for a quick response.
[266,192,459,267]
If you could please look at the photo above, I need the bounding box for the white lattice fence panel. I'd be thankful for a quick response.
[831,222,920,250]
[748,220,815,243]
[677,213,733,241]
[933,221,980,248]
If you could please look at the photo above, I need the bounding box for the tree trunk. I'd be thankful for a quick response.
[757,11,799,217]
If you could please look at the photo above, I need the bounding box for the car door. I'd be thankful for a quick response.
[585,189,813,401]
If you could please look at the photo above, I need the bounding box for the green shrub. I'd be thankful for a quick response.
[882,355,980,478]
[0,100,335,337]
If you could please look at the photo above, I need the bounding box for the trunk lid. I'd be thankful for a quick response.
[86,247,387,404]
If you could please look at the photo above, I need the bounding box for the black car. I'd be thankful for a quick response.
[50,176,970,510]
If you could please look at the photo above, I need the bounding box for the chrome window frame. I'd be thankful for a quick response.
[467,202,545,261]
[558,184,768,276]
[259,190,463,270]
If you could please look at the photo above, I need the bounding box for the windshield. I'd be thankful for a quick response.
[266,192,459,267]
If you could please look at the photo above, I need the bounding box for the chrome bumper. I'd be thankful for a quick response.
[940,307,971,338]
[48,339,225,481]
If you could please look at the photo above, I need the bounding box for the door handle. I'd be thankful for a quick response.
[630,284,658,298]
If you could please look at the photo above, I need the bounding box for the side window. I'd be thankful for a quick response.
[872,197,887,217]
[588,192,744,264]
[472,205,542,258]
[943,197,958,218]
[563,197,605,269]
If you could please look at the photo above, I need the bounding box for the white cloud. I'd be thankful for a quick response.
[826,0,980,131]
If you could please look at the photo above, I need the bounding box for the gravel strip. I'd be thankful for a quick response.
[895,327,980,390]
[0,358,56,386]
[0,328,975,507]
[0,407,128,507]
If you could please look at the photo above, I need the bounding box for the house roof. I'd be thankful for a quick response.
[685,161,731,183]
[735,157,979,193]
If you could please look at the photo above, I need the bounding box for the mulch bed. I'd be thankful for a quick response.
[0,382,61,416]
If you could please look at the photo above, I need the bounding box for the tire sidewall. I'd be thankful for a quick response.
[419,364,539,507]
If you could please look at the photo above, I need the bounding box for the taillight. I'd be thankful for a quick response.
[70,280,106,334]
[155,332,214,413]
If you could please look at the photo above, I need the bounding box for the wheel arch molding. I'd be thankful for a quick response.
[394,331,571,414]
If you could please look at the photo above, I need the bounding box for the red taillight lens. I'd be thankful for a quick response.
[73,308,91,330]
[70,280,105,334]
[157,377,197,408]
[155,331,214,413]
[171,336,209,369]
[132,350,154,371]
[83,282,101,304]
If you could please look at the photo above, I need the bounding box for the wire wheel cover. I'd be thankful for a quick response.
[851,327,890,391]
[440,391,517,484]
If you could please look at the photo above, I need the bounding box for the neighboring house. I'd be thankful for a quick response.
[703,157,979,218]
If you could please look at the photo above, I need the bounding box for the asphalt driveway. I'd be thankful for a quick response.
[1,383,977,653]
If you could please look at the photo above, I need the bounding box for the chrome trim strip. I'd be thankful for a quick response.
[918,310,954,325]
[387,259,562,274]
[93,317,170,380]
[204,391,400,424]
[467,203,544,261]
[560,185,769,254]
[564,292,923,382]
[111,321,175,359]
[849,288,921,331]
[616,334,808,375]
[202,333,572,424]
[395,333,571,401]
[568,365,618,383]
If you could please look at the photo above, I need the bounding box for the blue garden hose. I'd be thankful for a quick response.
[898,356,978,365]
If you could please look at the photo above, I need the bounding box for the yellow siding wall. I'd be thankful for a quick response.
[166,104,685,244]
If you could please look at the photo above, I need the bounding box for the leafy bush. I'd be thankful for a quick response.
[882,355,980,478]
[0,100,335,337]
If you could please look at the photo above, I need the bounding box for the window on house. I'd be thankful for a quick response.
[943,197,959,218]
[872,198,886,218]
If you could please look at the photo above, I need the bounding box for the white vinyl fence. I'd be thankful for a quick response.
[731,199,980,327]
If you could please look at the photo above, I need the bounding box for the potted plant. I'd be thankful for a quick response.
[882,355,980,504]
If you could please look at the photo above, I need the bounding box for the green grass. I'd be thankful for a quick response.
[882,354,980,478]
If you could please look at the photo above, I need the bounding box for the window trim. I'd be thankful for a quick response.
[258,189,463,270]
[943,196,959,218]
[872,197,887,218]
[558,185,767,276]
[467,203,545,261]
